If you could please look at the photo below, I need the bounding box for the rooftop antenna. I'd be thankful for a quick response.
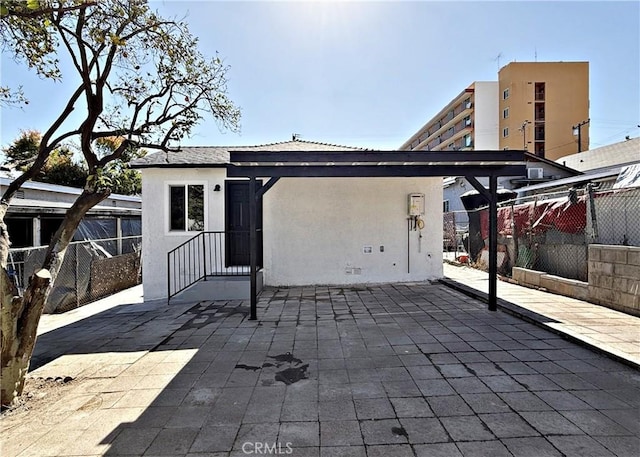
[292,133,301,141]
[494,52,503,70]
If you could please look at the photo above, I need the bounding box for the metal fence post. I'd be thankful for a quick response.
[587,183,599,244]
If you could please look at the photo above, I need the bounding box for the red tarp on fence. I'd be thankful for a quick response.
[480,196,587,239]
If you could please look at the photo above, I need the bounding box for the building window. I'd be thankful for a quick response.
[464,134,472,147]
[503,88,509,100]
[503,108,509,119]
[169,184,205,231]
[503,127,509,138]
[464,116,472,127]
[443,200,450,213]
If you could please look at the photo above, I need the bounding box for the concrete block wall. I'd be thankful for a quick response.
[512,267,589,301]
[588,245,640,316]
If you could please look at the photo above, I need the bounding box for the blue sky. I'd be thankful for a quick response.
[1,0,639,151]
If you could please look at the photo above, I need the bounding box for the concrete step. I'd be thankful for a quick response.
[171,271,263,303]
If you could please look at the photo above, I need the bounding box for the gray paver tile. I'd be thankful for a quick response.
[281,400,319,422]
[460,392,511,414]
[547,435,617,457]
[381,380,422,397]
[146,427,198,455]
[353,398,395,419]
[414,443,464,457]
[319,446,366,457]
[601,408,640,435]
[545,373,597,390]
[278,422,320,447]
[107,427,161,455]
[479,412,540,438]
[479,375,527,392]
[533,390,592,411]
[571,389,632,409]
[560,410,635,436]
[440,416,495,441]
[190,424,240,453]
[502,437,563,457]
[165,406,211,429]
[390,396,433,417]
[497,391,553,412]
[448,377,492,394]
[519,411,584,435]
[366,444,415,457]
[593,435,640,457]
[318,400,356,421]
[407,365,442,380]
[510,374,561,391]
[320,421,363,446]
[360,419,407,445]
[399,417,449,444]
[233,423,279,450]
[427,395,474,416]
[318,384,351,401]
[415,379,456,397]
[455,440,512,457]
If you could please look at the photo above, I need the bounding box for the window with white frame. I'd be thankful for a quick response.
[503,127,509,138]
[443,200,450,212]
[169,184,205,231]
[503,107,509,119]
[503,88,510,100]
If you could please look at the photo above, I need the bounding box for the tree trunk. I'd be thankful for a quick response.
[1,187,109,408]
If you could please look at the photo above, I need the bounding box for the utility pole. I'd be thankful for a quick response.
[519,120,531,150]
[572,119,590,153]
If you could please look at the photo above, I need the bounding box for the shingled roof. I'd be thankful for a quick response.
[130,139,368,168]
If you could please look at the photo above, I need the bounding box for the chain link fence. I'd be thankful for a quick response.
[7,235,142,313]
[444,185,640,281]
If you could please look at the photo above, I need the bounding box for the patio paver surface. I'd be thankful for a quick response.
[1,282,638,457]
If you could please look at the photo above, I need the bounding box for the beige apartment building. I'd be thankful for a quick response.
[401,61,590,162]
[499,62,589,161]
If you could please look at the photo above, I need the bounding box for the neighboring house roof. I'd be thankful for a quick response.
[130,139,368,169]
[515,167,625,195]
[555,137,640,172]
[0,177,141,203]
[442,152,580,188]
[523,152,581,176]
[516,138,640,195]
[6,198,141,216]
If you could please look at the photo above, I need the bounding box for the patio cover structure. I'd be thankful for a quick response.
[227,150,527,320]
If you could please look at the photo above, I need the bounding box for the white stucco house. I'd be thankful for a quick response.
[131,139,444,302]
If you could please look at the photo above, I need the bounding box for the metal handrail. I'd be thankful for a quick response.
[167,231,253,300]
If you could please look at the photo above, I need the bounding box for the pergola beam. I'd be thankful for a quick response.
[228,165,524,178]
[232,150,527,320]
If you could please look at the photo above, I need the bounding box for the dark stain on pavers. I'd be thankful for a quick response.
[231,352,311,385]
[275,364,310,385]
[391,426,409,438]
[266,352,310,385]
[269,352,303,364]
[235,364,261,371]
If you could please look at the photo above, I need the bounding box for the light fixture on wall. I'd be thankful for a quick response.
[213,184,221,191]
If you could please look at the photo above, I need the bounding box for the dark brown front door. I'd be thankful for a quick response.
[225,180,262,267]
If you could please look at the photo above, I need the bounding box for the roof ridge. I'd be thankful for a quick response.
[175,139,370,150]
